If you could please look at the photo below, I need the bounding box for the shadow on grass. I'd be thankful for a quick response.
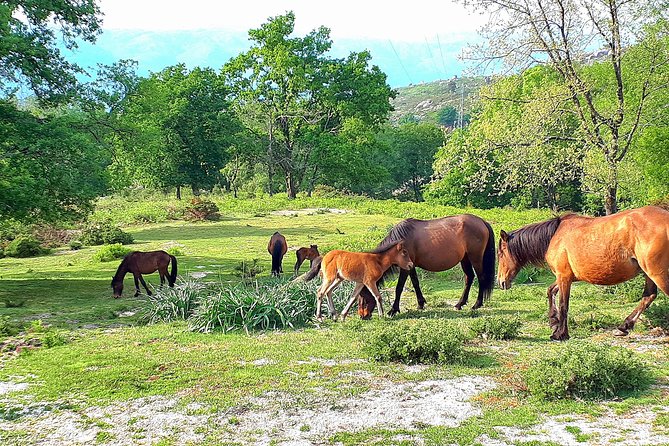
[130,224,331,241]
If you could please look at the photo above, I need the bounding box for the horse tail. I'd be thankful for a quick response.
[169,255,178,286]
[271,239,284,275]
[479,220,496,302]
[299,256,322,282]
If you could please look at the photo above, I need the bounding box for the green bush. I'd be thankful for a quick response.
[69,239,83,250]
[80,221,133,246]
[233,259,263,281]
[184,197,220,221]
[645,300,669,331]
[367,319,467,364]
[0,317,21,338]
[143,279,206,323]
[93,244,132,262]
[4,236,48,258]
[470,315,522,340]
[524,341,652,400]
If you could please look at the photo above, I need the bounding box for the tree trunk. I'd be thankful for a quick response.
[286,172,297,199]
[176,185,181,200]
[268,165,274,196]
[604,185,618,215]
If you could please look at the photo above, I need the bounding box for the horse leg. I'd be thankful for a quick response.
[318,277,343,320]
[159,266,167,287]
[388,269,409,316]
[340,283,365,321]
[454,259,475,310]
[550,277,572,341]
[316,280,330,321]
[616,272,665,336]
[133,274,141,297]
[409,268,426,310]
[138,274,152,296]
[294,255,303,275]
[547,282,559,332]
[366,282,385,318]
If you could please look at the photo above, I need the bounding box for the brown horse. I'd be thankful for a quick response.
[303,241,414,321]
[294,245,320,274]
[111,250,177,298]
[267,232,288,276]
[358,215,496,318]
[497,205,669,341]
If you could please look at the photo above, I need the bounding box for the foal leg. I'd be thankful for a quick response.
[409,268,426,310]
[454,259,475,310]
[366,282,385,318]
[615,274,657,336]
[551,277,572,341]
[388,269,409,316]
[340,283,365,321]
[547,282,559,332]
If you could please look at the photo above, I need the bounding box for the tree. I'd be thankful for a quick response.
[465,0,669,214]
[223,12,394,198]
[113,65,240,197]
[437,106,458,127]
[0,1,102,103]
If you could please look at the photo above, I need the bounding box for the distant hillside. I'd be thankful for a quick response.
[390,76,491,124]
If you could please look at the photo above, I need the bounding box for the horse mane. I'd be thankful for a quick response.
[507,215,566,267]
[366,219,417,285]
[112,254,132,282]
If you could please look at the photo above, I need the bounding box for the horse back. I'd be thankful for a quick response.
[321,250,383,283]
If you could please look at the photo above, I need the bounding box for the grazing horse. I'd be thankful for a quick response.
[111,250,177,298]
[358,215,496,318]
[267,232,288,276]
[497,206,669,341]
[303,241,414,321]
[294,245,320,274]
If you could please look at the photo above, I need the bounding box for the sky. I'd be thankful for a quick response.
[64,0,487,88]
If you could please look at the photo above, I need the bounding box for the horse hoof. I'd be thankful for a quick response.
[613,328,629,337]
[550,334,569,342]
[388,309,399,317]
[454,305,463,311]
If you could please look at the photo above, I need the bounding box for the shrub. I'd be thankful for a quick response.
[523,341,652,400]
[645,300,669,331]
[93,244,132,262]
[81,221,134,246]
[470,315,522,340]
[69,239,83,250]
[184,197,220,221]
[4,236,48,258]
[366,319,467,364]
[143,279,206,323]
[0,317,21,338]
[233,259,263,281]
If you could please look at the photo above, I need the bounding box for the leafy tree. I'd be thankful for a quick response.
[437,106,458,127]
[223,12,394,198]
[0,1,102,103]
[0,101,108,222]
[465,0,669,214]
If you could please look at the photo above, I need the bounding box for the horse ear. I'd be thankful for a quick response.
[500,230,509,242]
[396,242,404,251]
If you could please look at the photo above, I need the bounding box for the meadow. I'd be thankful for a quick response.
[0,194,668,445]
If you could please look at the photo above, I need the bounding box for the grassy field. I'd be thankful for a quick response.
[0,195,668,445]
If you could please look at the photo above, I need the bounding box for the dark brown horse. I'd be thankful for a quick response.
[359,215,496,318]
[294,245,320,274]
[268,232,288,276]
[111,250,177,298]
[497,206,669,340]
[303,241,413,321]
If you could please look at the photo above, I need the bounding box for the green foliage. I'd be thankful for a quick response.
[233,259,263,281]
[0,317,21,338]
[188,281,322,333]
[68,240,83,250]
[143,279,206,323]
[523,341,652,400]
[4,236,48,258]
[80,221,133,246]
[437,105,458,127]
[93,244,132,263]
[645,300,669,331]
[184,197,220,221]
[470,315,522,340]
[366,319,468,364]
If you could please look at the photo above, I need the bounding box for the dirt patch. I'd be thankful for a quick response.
[270,208,348,217]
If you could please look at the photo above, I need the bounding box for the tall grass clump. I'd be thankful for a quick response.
[470,315,522,340]
[645,300,669,331]
[188,280,321,334]
[143,278,206,323]
[523,341,652,400]
[367,319,468,364]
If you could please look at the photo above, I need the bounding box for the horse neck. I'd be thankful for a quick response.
[376,249,398,271]
[113,261,129,282]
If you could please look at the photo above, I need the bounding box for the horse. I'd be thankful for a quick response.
[358,215,496,318]
[267,232,288,276]
[302,241,414,321]
[294,245,320,274]
[496,205,669,341]
[111,250,177,298]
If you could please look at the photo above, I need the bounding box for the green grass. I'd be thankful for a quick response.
[0,193,668,444]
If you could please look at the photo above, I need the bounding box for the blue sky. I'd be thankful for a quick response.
[63,0,485,88]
